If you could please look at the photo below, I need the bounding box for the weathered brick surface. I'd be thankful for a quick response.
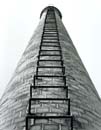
[0,6,101,130]
[55,11,101,130]
[0,10,47,130]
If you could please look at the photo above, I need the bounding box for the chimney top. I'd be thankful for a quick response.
[40,6,62,19]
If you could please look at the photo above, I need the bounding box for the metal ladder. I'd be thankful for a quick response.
[25,7,73,130]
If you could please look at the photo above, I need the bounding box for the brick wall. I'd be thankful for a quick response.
[0,9,47,130]
[55,11,101,130]
[0,6,101,130]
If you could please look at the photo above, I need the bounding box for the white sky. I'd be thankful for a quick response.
[0,0,101,98]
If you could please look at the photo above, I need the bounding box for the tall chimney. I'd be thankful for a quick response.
[0,6,101,130]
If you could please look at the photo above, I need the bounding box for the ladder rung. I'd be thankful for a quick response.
[42,41,59,43]
[44,30,57,32]
[39,50,61,52]
[45,22,56,24]
[26,115,73,119]
[46,15,55,17]
[44,28,56,29]
[29,98,70,101]
[45,19,56,23]
[46,14,55,16]
[46,16,55,20]
[48,9,54,10]
[42,39,58,41]
[30,85,67,88]
[45,26,56,28]
[47,13,54,14]
[47,10,54,12]
[46,16,55,17]
[45,24,56,26]
[44,25,56,27]
[44,31,57,33]
[45,21,56,23]
[34,75,66,78]
[38,59,63,62]
[38,54,61,57]
[45,23,56,25]
[47,11,54,13]
[42,38,58,40]
[40,45,60,47]
[47,12,55,13]
[46,18,55,20]
[43,32,57,34]
[44,28,57,30]
[45,21,55,23]
[44,30,57,31]
[37,66,65,68]
[43,35,58,37]
[47,12,54,14]
[47,14,54,16]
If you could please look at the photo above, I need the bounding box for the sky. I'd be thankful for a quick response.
[0,0,101,98]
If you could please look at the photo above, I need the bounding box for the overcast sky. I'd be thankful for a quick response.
[0,0,101,98]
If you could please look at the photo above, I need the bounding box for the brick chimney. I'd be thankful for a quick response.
[0,6,101,130]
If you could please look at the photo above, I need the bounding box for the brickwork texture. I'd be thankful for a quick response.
[0,6,101,130]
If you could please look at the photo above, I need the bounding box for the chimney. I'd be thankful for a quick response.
[0,6,101,130]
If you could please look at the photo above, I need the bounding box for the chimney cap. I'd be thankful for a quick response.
[40,6,62,19]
